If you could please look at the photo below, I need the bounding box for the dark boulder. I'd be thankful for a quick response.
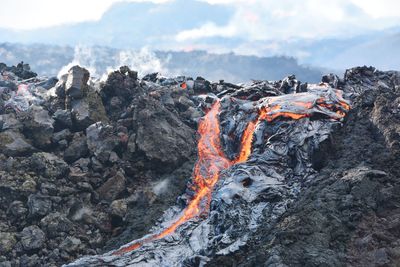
[20,225,46,251]
[134,96,195,169]
[64,132,88,163]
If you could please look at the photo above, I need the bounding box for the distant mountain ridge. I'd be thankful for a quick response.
[0,43,323,83]
[0,1,399,72]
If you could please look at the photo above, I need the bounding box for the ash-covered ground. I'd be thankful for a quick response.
[0,62,400,267]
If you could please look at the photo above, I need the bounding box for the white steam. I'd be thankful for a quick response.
[58,45,170,81]
[57,45,99,79]
[152,179,170,196]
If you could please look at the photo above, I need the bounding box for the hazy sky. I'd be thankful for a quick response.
[1,0,400,41]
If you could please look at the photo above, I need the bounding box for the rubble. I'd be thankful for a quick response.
[0,62,400,267]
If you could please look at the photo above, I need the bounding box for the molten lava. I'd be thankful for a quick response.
[113,89,350,255]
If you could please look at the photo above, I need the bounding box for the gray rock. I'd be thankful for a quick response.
[64,132,88,163]
[86,122,119,163]
[0,261,12,267]
[24,105,54,148]
[0,114,23,131]
[52,129,72,143]
[96,170,126,202]
[60,236,82,253]
[53,109,72,130]
[19,254,39,267]
[127,133,136,153]
[20,225,46,251]
[31,152,69,179]
[375,248,390,266]
[0,232,16,254]
[110,199,128,218]
[27,194,52,218]
[7,201,27,219]
[71,93,108,130]
[40,213,73,238]
[55,74,67,98]
[135,97,195,168]
[0,130,36,156]
[65,66,89,99]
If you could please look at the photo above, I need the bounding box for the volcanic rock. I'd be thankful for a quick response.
[53,109,73,130]
[100,66,140,120]
[65,66,89,99]
[86,122,119,163]
[0,113,23,131]
[23,105,54,148]
[27,194,52,218]
[8,200,28,219]
[2,61,400,267]
[96,170,126,202]
[64,132,88,163]
[20,225,46,251]
[0,130,36,156]
[60,236,82,253]
[0,232,16,254]
[134,96,195,168]
[31,152,69,179]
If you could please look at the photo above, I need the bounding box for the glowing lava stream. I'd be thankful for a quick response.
[113,92,350,255]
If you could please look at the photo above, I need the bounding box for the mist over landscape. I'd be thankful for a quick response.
[1,0,399,82]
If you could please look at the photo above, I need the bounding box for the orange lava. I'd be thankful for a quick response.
[113,90,350,255]
[234,120,257,164]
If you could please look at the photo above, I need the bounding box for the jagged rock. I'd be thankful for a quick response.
[40,213,73,238]
[0,62,37,80]
[0,114,23,131]
[23,105,54,148]
[20,225,45,251]
[100,66,140,120]
[70,90,108,130]
[52,128,72,143]
[31,152,69,179]
[193,76,211,94]
[127,133,136,153]
[322,73,342,88]
[54,66,108,130]
[0,130,36,156]
[53,109,73,130]
[65,66,89,99]
[27,194,52,218]
[135,97,195,168]
[60,236,82,253]
[19,254,40,267]
[8,201,28,219]
[86,122,119,163]
[55,74,67,99]
[96,171,126,202]
[110,199,128,218]
[36,76,58,90]
[280,74,301,93]
[3,61,400,267]
[64,132,88,163]
[0,232,16,254]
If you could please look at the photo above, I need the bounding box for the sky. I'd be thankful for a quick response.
[1,0,400,66]
[1,0,400,41]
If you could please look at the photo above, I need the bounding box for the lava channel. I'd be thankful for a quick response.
[113,90,350,255]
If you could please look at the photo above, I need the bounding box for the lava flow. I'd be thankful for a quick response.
[114,100,254,255]
[113,89,350,255]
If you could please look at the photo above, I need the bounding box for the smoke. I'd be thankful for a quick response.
[57,45,99,79]
[117,47,168,76]
[58,45,171,81]
[152,179,170,196]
